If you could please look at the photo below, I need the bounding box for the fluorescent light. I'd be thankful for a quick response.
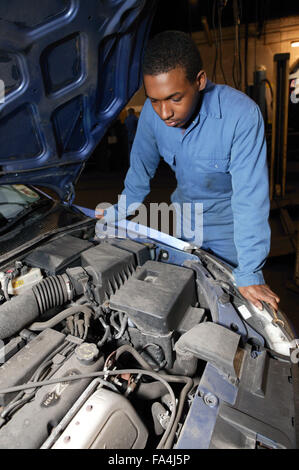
[291,41,299,47]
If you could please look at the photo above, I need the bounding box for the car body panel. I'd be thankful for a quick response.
[0,0,298,451]
[0,0,156,201]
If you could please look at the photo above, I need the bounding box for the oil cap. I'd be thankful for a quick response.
[75,343,99,365]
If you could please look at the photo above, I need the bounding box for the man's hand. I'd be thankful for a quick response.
[95,208,104,220]
[238,284,280,312]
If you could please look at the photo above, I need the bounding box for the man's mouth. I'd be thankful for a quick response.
[164,120,178,127]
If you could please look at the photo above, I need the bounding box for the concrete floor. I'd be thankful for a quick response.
[74,162,299,335]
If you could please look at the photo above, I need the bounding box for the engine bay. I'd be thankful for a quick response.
[0,231,297,449]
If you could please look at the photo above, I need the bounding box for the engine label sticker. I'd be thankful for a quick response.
[238,304,252,320]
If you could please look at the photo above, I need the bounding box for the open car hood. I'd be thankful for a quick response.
[0,0,156,201]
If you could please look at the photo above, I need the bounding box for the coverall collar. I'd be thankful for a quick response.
[199,79,222,120]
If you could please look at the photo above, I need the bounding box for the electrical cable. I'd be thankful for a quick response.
[238,4,242,89]
[244,3,249,93]
[0,339,72,421]
[110,311,121,333]
[141,343,167,371]
[28,304,94,331]
[97,316,110,347]
[114,313,128,340]
[211,0,219,83]
[217,1,227,84]
[0,339,195,449]
[113,344,193,448]
[0,368,177,449]
[162,375,194,449]
[0,393,36,422]
[40,378,122,449]
[232,0,242,90]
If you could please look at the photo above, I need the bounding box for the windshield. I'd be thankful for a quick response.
[0,185,42,225]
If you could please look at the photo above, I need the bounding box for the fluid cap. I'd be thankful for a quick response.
[75,343,99,365]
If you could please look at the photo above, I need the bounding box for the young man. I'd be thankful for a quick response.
[97,30,279,312]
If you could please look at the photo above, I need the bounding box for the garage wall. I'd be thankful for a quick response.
[126,15,299,117]
[192,15,299,89]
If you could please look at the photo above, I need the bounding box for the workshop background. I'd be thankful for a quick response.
[73,0,299,333]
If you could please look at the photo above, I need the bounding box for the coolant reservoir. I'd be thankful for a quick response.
[2,268,43,296]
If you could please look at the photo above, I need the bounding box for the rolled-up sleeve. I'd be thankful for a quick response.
[229,103,270,287]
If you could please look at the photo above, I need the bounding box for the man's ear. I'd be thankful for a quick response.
[196,70,207,91]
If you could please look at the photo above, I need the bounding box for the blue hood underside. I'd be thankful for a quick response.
[0,0,156,201]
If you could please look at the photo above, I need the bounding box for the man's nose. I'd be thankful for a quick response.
[160,101,173,121]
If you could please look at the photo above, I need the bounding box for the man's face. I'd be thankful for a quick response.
[144,67,206,128]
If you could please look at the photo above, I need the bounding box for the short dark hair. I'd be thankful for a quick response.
[143,30,203,83]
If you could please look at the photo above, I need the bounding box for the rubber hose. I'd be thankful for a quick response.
[171,350,198,377]
[113,344,194,449]
[32,274,70,314]
[136,381,168,400]
[115,344,153,371]
[0,274,72,340]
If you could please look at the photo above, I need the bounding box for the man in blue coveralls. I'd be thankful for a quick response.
[97,30,280,312]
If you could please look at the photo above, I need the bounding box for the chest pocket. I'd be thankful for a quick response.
[159,147,230,175]
[194,154,230,173]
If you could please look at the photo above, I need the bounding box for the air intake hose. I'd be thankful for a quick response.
[0,274,73,340]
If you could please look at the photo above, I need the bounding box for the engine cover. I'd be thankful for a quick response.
[52,388,148,449]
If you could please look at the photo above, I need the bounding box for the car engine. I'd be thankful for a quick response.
[0,232,297,449]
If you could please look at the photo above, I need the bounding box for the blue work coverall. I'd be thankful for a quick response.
[105,80,270,287]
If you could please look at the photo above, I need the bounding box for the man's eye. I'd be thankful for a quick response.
[172,97,182,102]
